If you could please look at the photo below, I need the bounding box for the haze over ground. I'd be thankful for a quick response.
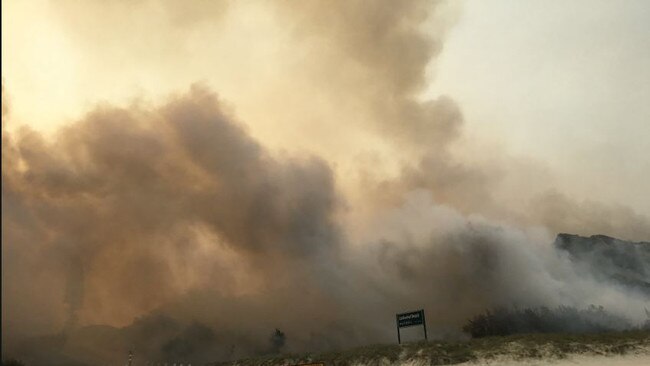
[2,0,650,364]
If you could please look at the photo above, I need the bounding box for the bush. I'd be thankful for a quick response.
[462,305,632,338]
[2,359,26,366]
[269,328,286,354]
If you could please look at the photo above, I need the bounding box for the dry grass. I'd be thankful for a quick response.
[212,331,650,366]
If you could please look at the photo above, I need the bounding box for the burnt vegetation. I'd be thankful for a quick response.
[462,305,642,338]
[268,328,287,355]
[1,359,26,366]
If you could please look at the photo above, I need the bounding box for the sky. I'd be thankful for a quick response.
[427,0,650,216]
[2,1,650,364]
[3,0,650,216]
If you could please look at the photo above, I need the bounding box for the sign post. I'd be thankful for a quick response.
[395,309,427,344]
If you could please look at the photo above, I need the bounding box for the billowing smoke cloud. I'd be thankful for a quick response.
[2,1,650,365]
[277,0,462,150]
[2,84,347,361]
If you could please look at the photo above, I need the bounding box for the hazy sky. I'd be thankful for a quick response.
[427,0,650,215]
[3,0,649,216]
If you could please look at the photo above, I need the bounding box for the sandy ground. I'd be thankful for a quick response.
[457,354,650,366]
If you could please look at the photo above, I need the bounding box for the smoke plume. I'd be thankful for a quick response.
[2,1,649,365]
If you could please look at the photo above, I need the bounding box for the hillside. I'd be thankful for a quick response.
[554,234,650,295]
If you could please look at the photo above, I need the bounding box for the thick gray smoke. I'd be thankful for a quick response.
[2,1,650,365]
[2,85,347,363]
[555,233,650,296]
[3,85,649,365]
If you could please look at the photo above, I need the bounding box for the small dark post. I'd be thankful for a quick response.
[421,310,428,341]
[395,314,401,344]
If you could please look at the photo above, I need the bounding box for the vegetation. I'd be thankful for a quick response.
[213,305,649,365]
[1,359,26,366]
[269,328,287,354]
[462,305,633,338]
[213,330,650,366]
